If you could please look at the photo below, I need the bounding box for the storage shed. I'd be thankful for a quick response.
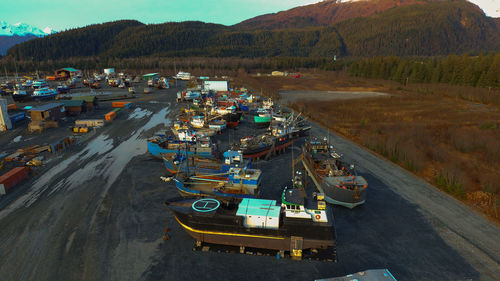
[55,68,82,80]
[72,96,97,110]
[60,99,86,116]
[29,103,64,121]
[203,81,228,92]
[142,73,159,81]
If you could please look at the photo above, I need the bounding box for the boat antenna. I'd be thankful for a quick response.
[292,135,295,186]
[14,61,18,82]
[185,136,190,176]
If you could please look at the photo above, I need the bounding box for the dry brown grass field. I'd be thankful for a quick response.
[238,71,500,220]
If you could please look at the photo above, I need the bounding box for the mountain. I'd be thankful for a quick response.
[0,21,54,55]
[8,20,144,59]
[6,0,500,60]
[235,0,433,30]
[0,21,53,36]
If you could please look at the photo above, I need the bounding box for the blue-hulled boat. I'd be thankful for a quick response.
[162,150,250,174]
[173,166,262,199]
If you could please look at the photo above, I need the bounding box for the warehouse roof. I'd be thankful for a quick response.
[60,100,84,107]
[30,103,63,112]
[72,96,96,102]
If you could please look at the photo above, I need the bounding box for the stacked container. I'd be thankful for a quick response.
[0,167,28,195]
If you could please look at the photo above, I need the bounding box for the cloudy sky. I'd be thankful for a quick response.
[2,0,499,31]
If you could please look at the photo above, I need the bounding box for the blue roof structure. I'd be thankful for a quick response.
[61,67,80,72]
[236,198,280,218]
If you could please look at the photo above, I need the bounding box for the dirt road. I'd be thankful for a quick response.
[0,84,499,280]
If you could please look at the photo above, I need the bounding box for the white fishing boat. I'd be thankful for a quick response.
[191,116,205,128]
[174,72,193,80]
[32,87,57,100]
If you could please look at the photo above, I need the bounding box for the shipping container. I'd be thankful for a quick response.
[111,101,132,108]
[75,119,105,127]
[0,167,28,195]
[9,112,26,123]
[105,111,116,121]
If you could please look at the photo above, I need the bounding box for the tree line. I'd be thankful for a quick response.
[348,54,500,89]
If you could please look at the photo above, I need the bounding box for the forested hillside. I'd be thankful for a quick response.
[8,20,144,60]
[5,1,500,60]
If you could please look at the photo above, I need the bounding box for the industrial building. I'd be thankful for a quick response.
[60,100,86,116]
[55,68,82,80]
[29,103,64,121]
[142,73,159,81]
[203,81,228,92]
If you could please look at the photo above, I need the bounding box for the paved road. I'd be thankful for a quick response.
[0,84,498,281]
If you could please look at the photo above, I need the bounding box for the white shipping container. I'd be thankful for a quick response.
[104,68,115,75]
[204,81,228,92]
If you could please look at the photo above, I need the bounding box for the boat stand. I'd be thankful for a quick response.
[192,241,337,262]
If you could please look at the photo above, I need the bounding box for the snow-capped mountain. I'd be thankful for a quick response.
[0,21,54,37]
[0,21,55,55]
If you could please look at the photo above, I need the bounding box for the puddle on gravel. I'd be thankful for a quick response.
[0,105,171,220]
[127,107,153,120]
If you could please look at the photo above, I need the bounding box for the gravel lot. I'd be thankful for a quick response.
[0,81,498,281]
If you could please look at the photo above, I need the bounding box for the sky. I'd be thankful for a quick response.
[1,0,499,31]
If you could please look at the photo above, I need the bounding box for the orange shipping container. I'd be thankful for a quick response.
[105,111,116,121]
[112,101,132,108]
[0,167,28,195]
[7,104,17,110]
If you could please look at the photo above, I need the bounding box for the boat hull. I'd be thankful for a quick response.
[301,151,367,209]
[174,179,256,199]
[167,204,335,252]
[147,140,214,158]
[241,135,295,159]
[12,94,31,102]
[254,115,271,128]
[322,186,367,209]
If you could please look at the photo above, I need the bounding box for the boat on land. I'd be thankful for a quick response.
[237,121,304,159]
[301,138,368,208]
[165,185,335,259]
[173,166,262,199]
[32,80,49,89]
[147,134,216,158]
[32,87,58,100]
[208,119,226,132]
[162,150,249,174]
[253,108,272,128]
[174,71,193,80]
[12,87,31,102]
